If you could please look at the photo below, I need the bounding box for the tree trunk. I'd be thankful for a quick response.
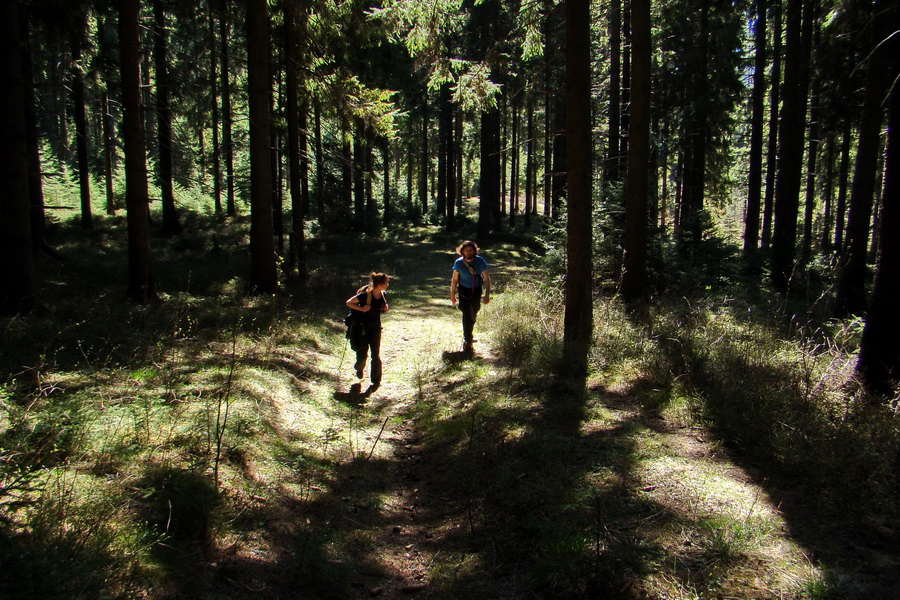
[119,0,155,301]
[820,131,835,253]
[314,96,325,217]
[420,106,428,215]
[0,0,38,314]
[102,91,116,216]
[154,0,181,235]
[622,0,651,303]
[801,73,821,264]
[220,7,236,217]
[354,119,366,229]
[284,1,306,278]
[437,83,450,221]
[606,0,622,183]
[834,118,852,254]
[563,0,593,375]
[857,43,900,395]
[680,0,709,247]
[524,96,534,229]
[71,22,93,230]
[246,0,278,294]
[20,11,47,253]
[835,0,897,316]
[744,0,767,258]
[383,140,392,225]
[769,0,811,290]
[761,0,782,250]
[509,89,519,228]
[209,8,222,216]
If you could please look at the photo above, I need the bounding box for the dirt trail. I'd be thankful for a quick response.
[297,240,899,599]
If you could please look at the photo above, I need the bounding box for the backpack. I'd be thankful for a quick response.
[344,288,373,342]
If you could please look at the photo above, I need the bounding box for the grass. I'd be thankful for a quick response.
[2,199,899,599]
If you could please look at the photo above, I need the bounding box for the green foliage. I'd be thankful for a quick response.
[489,282,564,381]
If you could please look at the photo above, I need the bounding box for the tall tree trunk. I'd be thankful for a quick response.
[446,107,457,230]
[744,0,767,258]
[857,42,900,395]
[563,0,593,375]
[769,0,812,290]
[820,131,835,253]
[834,118,852,255]
[420,106,428,215]
[314,96,324,217]
[102,91,116,215]
[606,0,622,183]
[209,8,222,216]
[524,95,534,229]
[284,1,305,278]
[622,0,651,302]
[246,0,277,294]
[761,0,782,250]
[71,21,93,230]
[680,0,709,247]
[154,0,181,234]
[120,0,155,301]
[620,0,631,169]
[801,74,821,264]
[509,89,519,228]
[384,140,392,225]
[1,0,38,314]
[21,10,47,253]
[437,83,450,222]
[220,7,236,217]
[354,119,366,229]
[835,0,897,316]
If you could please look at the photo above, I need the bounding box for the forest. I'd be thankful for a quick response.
[1,0,899,598]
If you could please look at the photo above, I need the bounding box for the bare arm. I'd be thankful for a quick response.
[346,296,371,312]
[450,270,459,305]
[482,270,491,304]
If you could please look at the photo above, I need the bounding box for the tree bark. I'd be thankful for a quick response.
[744,0,767,258]
[857,38,900,395]
[835,0,898,316]
[209,9,222,216]
[769,0,812,290]
[761,0,782,250]
[71,20,93,230]
[119,0,155,301]
[606,0,622,183]
[679,0,709,247]
[220,5,236,217]
[154,0,181,235]
[0,0,38,314]
[246,0,278,294]
[563,0,593,375]
[284,1,306,278]
[622,0,651,302]
[20,10,47,253]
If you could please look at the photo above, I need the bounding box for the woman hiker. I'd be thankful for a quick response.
[450,241,490,354]
[345,272,390,388]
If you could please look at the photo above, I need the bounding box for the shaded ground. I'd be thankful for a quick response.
[3,220,898,599]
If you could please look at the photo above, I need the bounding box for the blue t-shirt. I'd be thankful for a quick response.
[452,255,488,289]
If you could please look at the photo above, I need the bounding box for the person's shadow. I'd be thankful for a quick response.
[442,349,474,363]
[333,382,380,406]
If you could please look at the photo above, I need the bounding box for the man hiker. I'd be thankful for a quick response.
[450,240,490,354]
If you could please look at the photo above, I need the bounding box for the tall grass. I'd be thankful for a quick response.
[490,287,900,519]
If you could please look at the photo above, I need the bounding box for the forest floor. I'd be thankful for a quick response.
[3,218,899,600]
[215,230,897,600]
